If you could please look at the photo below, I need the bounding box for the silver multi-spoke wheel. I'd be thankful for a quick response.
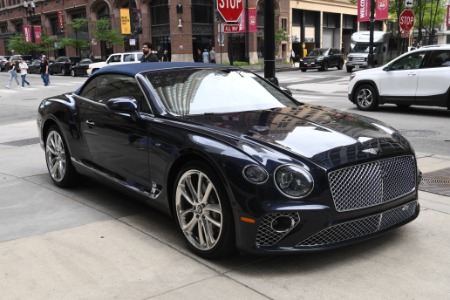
[355,84,378,111]
[46,130,67,182]
[44,126,77,187]
[175,169,223,251]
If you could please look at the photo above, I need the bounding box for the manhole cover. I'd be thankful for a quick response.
[399,129,439,138]
[419,168,450,197]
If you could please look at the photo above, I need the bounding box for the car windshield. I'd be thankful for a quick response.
[351,43,380,53]
[308,49,328,56]
[146,68,297,115]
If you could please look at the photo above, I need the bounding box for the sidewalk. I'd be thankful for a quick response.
[1,120,449,299]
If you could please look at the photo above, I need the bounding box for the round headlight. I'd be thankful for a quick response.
[243,165,269,184]
[274,165,314,198]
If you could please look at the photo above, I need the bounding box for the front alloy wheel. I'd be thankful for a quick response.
[45,126,78,187]
[174,162,234,258]
[355,84,378,111]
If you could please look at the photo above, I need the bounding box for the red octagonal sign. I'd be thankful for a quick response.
[217,0,243,22]
[399,9,415,32]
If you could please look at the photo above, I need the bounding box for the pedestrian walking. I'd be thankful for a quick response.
[18,57,30,88]
[202,49,209,63]
[140,42,159,62]
[290,49,296,67]
[5,57,20,88]
[209,47,216,63]
[39,55,50,86]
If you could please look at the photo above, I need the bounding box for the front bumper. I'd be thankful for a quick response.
[299,61,323,69]
[346,60,368,68]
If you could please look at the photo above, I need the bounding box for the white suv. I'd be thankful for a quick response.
[348,44,450,111]
[87,52,143,75]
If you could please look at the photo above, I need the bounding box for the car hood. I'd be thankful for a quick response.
[184,104,412,169]
[303,55,323,60]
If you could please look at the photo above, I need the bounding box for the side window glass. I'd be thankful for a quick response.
[424,50,449,68]
[390,52,425,70]
[78,77,100,100]
[110,55,120,63]
[124,54,133,62]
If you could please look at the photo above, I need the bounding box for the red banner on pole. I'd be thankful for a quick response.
[58,10,64,32]
[34,26,42,44]
[447,5,450,27]
[238,8,257,33]
[375,0,389,20]
[23,25,32,42]
[358,0,370,22]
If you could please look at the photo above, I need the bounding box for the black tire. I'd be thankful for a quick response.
[45,125,79,187]
[49,69,53,75]
[337,60,344,70]
[321,61,329,71]
[346,66,353,73]
[300,68,307,72]
[173,161,235,258]
[355,84,378,111]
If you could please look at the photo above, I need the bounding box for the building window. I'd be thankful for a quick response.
[151,0,169,25]
[192,0,213,24]
[282,18,287,31]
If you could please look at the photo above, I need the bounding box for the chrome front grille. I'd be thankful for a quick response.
[328,156,416,212]
[255,212,301,247]
[296,201,417,248]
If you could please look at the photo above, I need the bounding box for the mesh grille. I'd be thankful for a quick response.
[296,201,417,248]
[255,212,301,247]
[328,156,416,212]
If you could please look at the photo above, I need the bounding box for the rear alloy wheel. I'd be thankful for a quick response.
[45,126,78,187]
[174,161,234,258]
[355,84,378,111]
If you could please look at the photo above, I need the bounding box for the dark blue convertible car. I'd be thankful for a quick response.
[37,62,420,258]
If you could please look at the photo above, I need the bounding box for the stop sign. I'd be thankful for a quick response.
[399,9,415,32]
[217,0,243,22]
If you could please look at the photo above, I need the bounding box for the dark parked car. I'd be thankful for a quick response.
[27,59,42,74]
[0,55,11,71]
[48,56,81,76]
[70,58,93,77]
[299,48,344,72]
[37,62,420,258]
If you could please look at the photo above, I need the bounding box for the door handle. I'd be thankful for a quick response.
[407,73,417,76]
[85,120,96,127]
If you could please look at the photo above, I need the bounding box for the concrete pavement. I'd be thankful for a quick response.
[1,115,450,299]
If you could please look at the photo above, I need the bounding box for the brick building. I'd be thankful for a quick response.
[0,0,291,63]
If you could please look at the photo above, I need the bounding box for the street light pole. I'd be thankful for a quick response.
[23,0,36,57]
[367,0,375,68]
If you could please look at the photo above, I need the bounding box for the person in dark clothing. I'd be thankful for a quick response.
[140,42,159,62]
[39,55,50,86]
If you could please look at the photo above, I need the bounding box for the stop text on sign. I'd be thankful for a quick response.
[218,0,242,9]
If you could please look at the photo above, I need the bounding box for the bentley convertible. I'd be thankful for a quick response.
[37,62,420,258]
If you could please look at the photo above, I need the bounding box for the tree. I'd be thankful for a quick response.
[92,18,124,50]
[7,34,38,55]
[63,18,90,56]
[413,0,446,46]
[37,34,57,57]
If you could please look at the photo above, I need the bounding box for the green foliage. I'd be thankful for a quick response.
[38,34,57,54]
[275,29,289,45]
[233,61,250,66]
[92,18,124,46]
[59,37,89,50]
[7,34,30,54]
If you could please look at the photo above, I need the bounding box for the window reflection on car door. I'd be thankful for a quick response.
[379,51,426,103]
[75,74,153,190]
